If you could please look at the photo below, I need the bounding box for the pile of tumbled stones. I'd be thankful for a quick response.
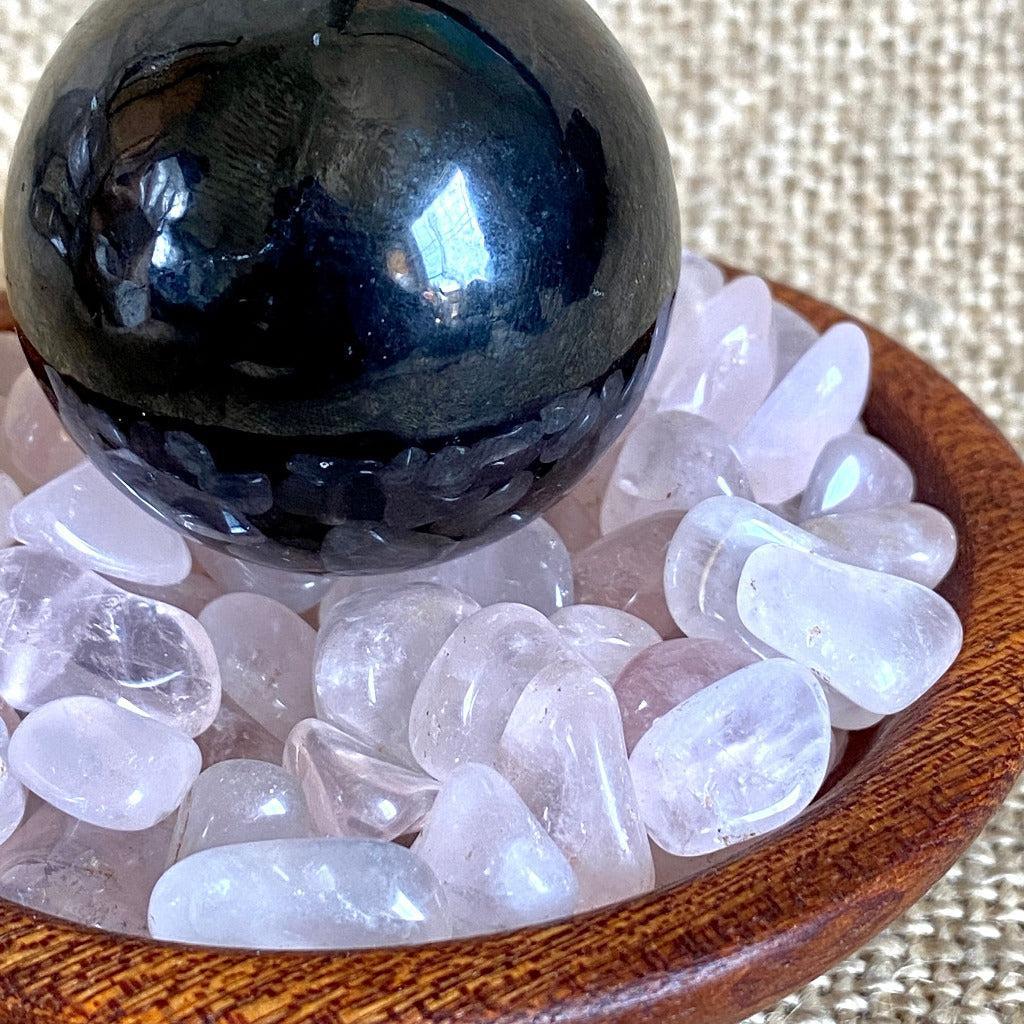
[0,253,962,949]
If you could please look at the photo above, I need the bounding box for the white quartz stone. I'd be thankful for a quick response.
[0,332,27,396]
[315,584,479,765]
[108,569,225,618]
[284,718,437,841]
[737,545,963,714]
[9,695,201,831]
[497,660,653,910]
[736,323,871,503]
[148,838,451,949]
[169,759,313,863]
[196,696,284,768]
[11,462,192,585]
[770,301,819,384]
[550,604,661,682]
[799,434,915,520]
[600,411,752,533]
[629,660,831,855]
[199,593,316,741]
[822,684,886,730]
[0,716,25,845]
[412,763,578,936]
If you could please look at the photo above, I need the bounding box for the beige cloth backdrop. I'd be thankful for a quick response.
[2,1,1023,1021]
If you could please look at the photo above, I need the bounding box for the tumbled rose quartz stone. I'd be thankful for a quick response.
[10,462,192,586]
[549,604,661,682]
[600,411,752,533]
[799,434,916,520]
[169,759,313,863]
[802,503,957,588]
[284,718,437,841]
[545,440,626,555]
[315,584,479,765]
[614,638,759,752]
[770,301,820,385]
[107,569,225,618]
[0,473,21,548]
[196,696,283,768]
[0,333,27,395]
[823,684,885,730]
[0,805,172,934]
[738,545,963,714]
[199,593,316,741]
[573,512,683,638]
[497,661,653,910]
[411,763,578,936]
[629,660,831,856]
[9,695,201,831]
[0,548,220,736]
[736,323,871,503]
[409,603,576,779]
[0,716,25,845]
[148,838,451,949]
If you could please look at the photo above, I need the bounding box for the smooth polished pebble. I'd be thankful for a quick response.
[650,840,751,889]
[629,660,831,856]
[0,717,25,845]
[497,661,653,910]
[799,434,915,520]
[199,594,316,741]
[169,759,313,863]
[148,838,451,949]
[284,719,437,841]
[196,696,284,769]
[0,333,27,395]
[614,638,759,752]
[600,411,752,533]
[550,604,661,682]
[412,763,578,936]
[770,301,819,384]
[108,569,225,618]
[737,545,963,714]
[736,323,871,503]
[0,473,21,548]
[315,584,479,765]
[9,696,201,831]
[545,440,627,554]
[11,462,192,586]
[823,685,886,730]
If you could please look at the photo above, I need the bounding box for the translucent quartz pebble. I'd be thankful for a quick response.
[0,716,25,845]
[0,805,172,934]
[284,719,437,841]
[199,594,316,741]
[614,638,758,751]
[770,301,819,384]
[649,277,775,435]
[664,496,828,654]
[573,512,682,638]
[315,584,479,765]
[650,840,750,889]
[409,603,575,779]
[148,838,451,949]
[169,759,313,863]
[197,696,283,768]
[497,661,653,910]
[0,548,220,735]
[823,684,885,730]
[10,462,192,586]
[9,696,201,831]
[412,763,578,936]
[108,569,225,618]
[192,544,332,614]
[320,518,573,621]
[550,604,661,682]
[737,546,963,714]
[545,441,625,554]
[802,503,958,588]
[2,368,83,490]
[0,474,20,550]
[600,411,752,533]
[799,434,915,520]
[736,323,871,503]
[0,332,27,395]
[629,660,831,856]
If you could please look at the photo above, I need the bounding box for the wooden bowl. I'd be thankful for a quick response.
[0,280,1022,1024]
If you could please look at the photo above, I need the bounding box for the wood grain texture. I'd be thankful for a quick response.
[0,279,1021,1024]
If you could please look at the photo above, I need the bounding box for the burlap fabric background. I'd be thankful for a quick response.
[1,1,1022,1021]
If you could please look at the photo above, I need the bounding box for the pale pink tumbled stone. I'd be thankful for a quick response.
[823,684,886,730]
[650,840,752,889]
[736,323,871,503]
[315,584,479,765]
[0,333,27,396]
[108,569,225,618]
[196,696,283,768]
[0,716,25,845]
[284,718,437,842]
[199,593,316,741]
[770,301,819,384]
[799,434,915,520]
[614,638,759,752]
[629,660,831,856]
[737,545,963,714]
[600,411,752,533]
[545,439,628,554]
[412,763,578,936]
[573,512,683,638]
[0,472,22,547]
[497,661,654,911]
[11,462,192,585]
[550,604,661,682]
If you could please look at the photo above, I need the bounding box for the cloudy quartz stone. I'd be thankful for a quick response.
[549,604,661,682]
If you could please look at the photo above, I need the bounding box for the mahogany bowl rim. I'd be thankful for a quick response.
[0,277,1022,1024]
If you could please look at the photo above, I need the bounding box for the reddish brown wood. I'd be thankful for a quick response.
[0,280,1021,1024]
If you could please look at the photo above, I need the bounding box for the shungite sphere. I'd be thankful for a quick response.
[3,0,680,573]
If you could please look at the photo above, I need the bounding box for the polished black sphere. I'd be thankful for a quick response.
[3,0,680,573]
